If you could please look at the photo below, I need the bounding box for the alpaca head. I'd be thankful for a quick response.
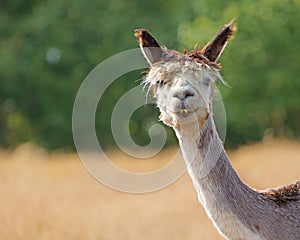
[135,21,236,130]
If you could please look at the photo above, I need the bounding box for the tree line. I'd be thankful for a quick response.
[1,0,299,150]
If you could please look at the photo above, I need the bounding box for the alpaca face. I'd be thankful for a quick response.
[135,22,236,128]
[144,60,216,128]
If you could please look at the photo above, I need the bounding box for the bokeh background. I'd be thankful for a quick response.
[1,0,300,150]
[1,0,300,239]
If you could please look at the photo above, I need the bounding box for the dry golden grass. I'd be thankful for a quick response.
[0,139,299,240]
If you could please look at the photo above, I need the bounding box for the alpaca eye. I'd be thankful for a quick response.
[156,80,166,87]
[202,77,211,86]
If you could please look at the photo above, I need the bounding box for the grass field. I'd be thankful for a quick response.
[0,139,299,240]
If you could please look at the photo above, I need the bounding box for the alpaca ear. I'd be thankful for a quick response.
[200,20,237,62]
[134,29,163,65]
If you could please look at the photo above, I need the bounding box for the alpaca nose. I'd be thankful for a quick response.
[172,88,195,101]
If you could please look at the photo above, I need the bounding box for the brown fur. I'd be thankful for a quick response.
[185,20,236,67]
[134,22,237,69]
[262,181,300,206]
[199,20,237,62]
[134,29,163,63]
[134,29,161,49]
[185,50,221,69]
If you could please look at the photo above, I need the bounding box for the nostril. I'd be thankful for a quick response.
[185,91,195,98]
[172,89,195,100]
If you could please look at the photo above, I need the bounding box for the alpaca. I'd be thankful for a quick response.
[135,21,300,240]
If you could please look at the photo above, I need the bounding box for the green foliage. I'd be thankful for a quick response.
[0,0,300,150]
[5,111,35,147]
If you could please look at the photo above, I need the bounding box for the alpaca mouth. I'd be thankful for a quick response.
[173,108,199,115]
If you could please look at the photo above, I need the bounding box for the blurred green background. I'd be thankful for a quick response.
[1,0,300,150]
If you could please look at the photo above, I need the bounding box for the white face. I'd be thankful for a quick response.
[145,61,218,129]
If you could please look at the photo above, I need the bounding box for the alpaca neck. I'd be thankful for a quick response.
[174,116,264,240]
[174,116,247,205]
